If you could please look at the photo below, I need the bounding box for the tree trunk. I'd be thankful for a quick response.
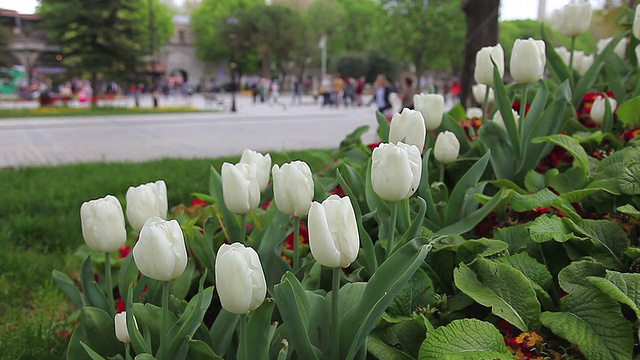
[460,0,500,109]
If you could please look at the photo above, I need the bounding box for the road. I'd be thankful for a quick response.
[0,94,380,168]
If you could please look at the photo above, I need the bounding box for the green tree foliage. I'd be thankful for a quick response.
[39,0,174,90]
[190,0,262,63]
[379,0,466,88]
[233,4,306,78]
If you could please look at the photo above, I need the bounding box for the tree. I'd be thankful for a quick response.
[460,0,499,108]
[39,0,174,97]
[190,0,262,64]
[379,0,466,91]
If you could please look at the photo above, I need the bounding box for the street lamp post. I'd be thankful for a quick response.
[227,16,239,113]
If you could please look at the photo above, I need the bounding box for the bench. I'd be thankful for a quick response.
[203,93,225,110]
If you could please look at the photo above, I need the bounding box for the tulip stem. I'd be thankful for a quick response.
[104,252,115,317]
[241,213,248,244]
[439,163,445,184]
[387,201,398,259]
[125,342,131,360]
[161,280,170,353]
[569,36,576,73]
[331,267,341,360]
[238,314,248,360]
[519,83,528,132]
[481,86,491,124]
[293,216,300,272]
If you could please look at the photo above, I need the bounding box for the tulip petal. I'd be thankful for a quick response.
[215,245,254,314]
[308,202,341,268]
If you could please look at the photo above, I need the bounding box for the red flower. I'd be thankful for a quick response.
[367,142,381,151]
[282,220,309,264]
[511,101,531,116]
[116,298,126,313]
[330,186,346,196]
[119,244,131,259]
[191,198,206,207]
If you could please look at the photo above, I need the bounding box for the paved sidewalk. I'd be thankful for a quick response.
[0,94,381,168]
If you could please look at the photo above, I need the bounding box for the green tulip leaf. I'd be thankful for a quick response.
[528,215,576,243]
[478,121,516,181]
[604,56,626,106]
[134,355,157,360]
[185,224,216,283]
[367,334,414,360]
[160,274,213,360]
[80,255,110,313]
[436,188,509,236]
[257,211,293,293]
[52,270,85,308]
[339,238,430,359]
[117,253,140,306]
[540,286,634,360]
[492,59,520,159]
[617,96,640,129]
[573,32,627,107]
[241,300,276,360]
[186,339,223,360]
[418,319,511,360]
[170,259,195,301]
[376,111,390,142]
[392,197,427,255]
[209,309,239,357]
[454,258,541,331]
[273,272,322,360]
[418,148,443,228]
[541,25,573,85]
[208,166,243,242]
[67,307,123,360]
[444,151,490,225]
[520,80,550,137]
[80,342,108,360]
[567,219,629,271]
[127,286,156,355]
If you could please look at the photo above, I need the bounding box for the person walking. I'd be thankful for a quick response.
[372,74,392,115]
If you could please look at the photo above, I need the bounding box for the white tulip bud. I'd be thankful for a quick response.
[554,2,592,37]
[125,180,168,232]
[308,195,360,268]
[590,96,617,125]
[413,93,444,130]
[221,162,260,214]
[597,36,628,59]
[272,161,314,216]
[389,108,426,150]
[466,107,483,119]
[474,44,504,86]
[239,149,272,192]
[510,38,546,83]
[114,311,138,343]
[434,131,460,164]
[472,84,494,105]
[215,243,267,314]
[371,142,422,202]
[492,109,519,131]
[80,195,127,253]
[133,217,187,281]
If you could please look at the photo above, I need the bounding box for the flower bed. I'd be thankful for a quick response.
[53,4,640,360]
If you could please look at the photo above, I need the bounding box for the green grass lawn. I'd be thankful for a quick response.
[0,150,333,359]
[0,106,213,119]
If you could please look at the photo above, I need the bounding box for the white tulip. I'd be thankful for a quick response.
[474,44,504,86]
[413,93,444,130]
[555,46,572,66]
[133,217,187,281]
[590,96,617,125]
[126,180,168,232]
[308,195,360,268]
[636,45,640,67]
[466,107,483,119]
[371,142,422,202]
[114,311,138,343]
[434,131,460,164]
[215,243,267,314]
[389,108,426,150]
[553,2,592,37]
[555,47,593,76]
[633,4,640,39]
[272,161,314,216]
[221,162,260,214]
[510,38,546,83]
[492,109,520,131]
[239,149,272,192]
[597,36,628,59]
[472,84,494,105]
[80,195,127,253]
